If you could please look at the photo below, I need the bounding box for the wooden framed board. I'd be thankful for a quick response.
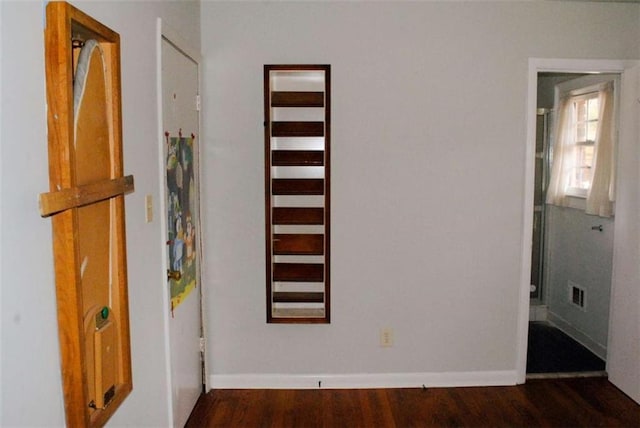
[40,2,134,427]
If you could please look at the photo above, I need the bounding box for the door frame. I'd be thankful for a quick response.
[517,58,639,386]
[155,18,207,425]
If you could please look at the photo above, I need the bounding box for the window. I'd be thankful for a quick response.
[566,93,599,197]
[546,78,616,218]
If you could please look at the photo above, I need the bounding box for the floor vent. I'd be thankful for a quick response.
[568,281,586,310]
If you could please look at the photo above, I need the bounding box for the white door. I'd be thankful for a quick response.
[160,26,204,426]
[607,63,640,403]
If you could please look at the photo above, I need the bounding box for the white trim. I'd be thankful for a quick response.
[0,0,3,418]
[529,58,637,75]
[519,58,637,384]
[210,371,518,390]
[156,18,174,427]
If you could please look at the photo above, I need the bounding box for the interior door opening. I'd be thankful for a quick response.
[158,21,205,427]
[526,71,619,377]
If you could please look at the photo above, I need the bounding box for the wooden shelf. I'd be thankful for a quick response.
[271,91,324,108]
[272,150,324,166]
[271,308,325,319]
[273,263,324,282]
[273,234,324,255]
[272,179,324,195]
[273,292,324,303]
[272,207,324,225]
[272,121,324,137]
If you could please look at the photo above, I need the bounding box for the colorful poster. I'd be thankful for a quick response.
[166,132,197,310]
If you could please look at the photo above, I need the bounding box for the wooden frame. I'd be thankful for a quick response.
[265,65,331,323]
[41,2,133,426]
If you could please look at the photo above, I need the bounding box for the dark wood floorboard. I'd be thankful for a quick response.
[185,377,640,427]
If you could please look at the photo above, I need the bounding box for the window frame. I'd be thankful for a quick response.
[565,91,599,198]
[552,74,618,205]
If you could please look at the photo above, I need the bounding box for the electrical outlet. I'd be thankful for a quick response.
[380,328,393,347]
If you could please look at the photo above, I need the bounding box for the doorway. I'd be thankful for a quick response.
[527,72,617,376]
[158,20,205,427]
[518,59,640,404]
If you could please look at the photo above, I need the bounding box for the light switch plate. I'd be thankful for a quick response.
[145,194,153,223]
[380,328,393,347]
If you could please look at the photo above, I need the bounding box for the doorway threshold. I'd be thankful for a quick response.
[527,371,607,380]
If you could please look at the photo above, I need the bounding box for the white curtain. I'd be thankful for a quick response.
[545,95,573,207]
[545,82,616,217]
[586,82,615,217]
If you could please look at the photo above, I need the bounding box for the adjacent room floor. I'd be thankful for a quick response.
[527,321,606,375]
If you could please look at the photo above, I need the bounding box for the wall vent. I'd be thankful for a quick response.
[568,281,586,311]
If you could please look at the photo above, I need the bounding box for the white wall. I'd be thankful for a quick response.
[0,1,200,426]
[544,205,613,358]
[201,1,639,385]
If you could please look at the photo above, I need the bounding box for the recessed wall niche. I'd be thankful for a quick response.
[264,65,331,323]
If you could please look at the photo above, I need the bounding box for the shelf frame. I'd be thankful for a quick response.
[265,64,331,324]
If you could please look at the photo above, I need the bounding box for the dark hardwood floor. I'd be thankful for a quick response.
[185,377,639,427]
[527,321,606,374]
